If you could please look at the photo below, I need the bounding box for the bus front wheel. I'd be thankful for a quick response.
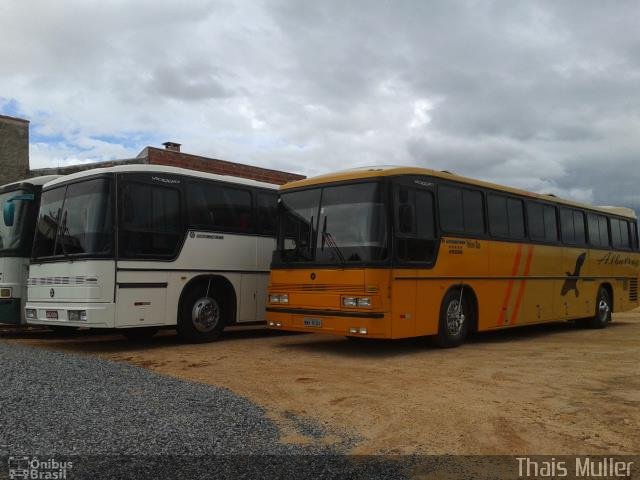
[587,286,612,329]
[177,287,226,343]
[436,289,470,348]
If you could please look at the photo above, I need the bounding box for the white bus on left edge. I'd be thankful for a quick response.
[0,175,60,325]
[24,165,279,342]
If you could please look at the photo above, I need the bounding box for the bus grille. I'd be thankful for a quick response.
[630,278,638,302]
[270,283,364,293]
[29,276,98,286]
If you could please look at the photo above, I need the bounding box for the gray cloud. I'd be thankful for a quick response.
[1,0,639,213]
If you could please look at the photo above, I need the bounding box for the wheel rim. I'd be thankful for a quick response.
[191,297,220,333]
[446,299,465,336]
[598,295,610,322]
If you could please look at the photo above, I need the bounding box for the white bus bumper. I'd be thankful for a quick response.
[24,302,116,329]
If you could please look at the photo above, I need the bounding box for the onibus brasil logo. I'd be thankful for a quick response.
[8,456,73,479]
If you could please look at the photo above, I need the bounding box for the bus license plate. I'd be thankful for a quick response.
[303,318,322,328]
[45,310,58,319]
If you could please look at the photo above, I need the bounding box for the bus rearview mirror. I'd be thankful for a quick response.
[3,201,15,227]
[3,193,35,227]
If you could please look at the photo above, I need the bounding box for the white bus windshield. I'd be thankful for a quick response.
[32,178,113,259]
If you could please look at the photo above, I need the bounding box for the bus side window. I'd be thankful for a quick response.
[119,181,182,258]
[395,185,435,263]
[588,213,609,248]
[543,205,558,242]
[619,220,631,249]
[560,208,575,244]
[610,218,632,250]
[527,202,545,240]
[187,182,253,233]
[256,192,277,235]
[631,222,639,250]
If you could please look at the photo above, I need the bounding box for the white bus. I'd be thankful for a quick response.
[0,175,61,324]
[25,165,279,341]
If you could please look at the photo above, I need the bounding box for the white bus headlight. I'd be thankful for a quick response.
[0,288,12,299]
[68,310,87,322]
[25,309,37,320]
[342,296,371,308]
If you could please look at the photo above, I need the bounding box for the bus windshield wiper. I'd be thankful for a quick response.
[56,211,71,260]
[321,216,346,265]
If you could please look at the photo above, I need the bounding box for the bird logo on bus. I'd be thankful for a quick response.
[561,252,586,297]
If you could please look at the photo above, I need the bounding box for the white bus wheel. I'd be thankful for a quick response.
[177,287,226,343]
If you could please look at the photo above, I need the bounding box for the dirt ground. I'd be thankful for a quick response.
[2,311,639,456]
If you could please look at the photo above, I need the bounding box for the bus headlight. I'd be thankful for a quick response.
[25,309,37,320]
[349,327,368,335]
[269,294,289,304]
[342,296,371,308]
[0,288,12,299]
[68,310,87,322]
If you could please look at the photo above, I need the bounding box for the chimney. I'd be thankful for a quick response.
[162,141,181,152]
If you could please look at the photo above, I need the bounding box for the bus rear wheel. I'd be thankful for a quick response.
[587,286,611,329]
[177,287,226,343]
[436,289,470,348]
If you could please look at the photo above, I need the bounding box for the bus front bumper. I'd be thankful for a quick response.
[24,302,116,329]
[0,298,22,325]
[265,307,389,338]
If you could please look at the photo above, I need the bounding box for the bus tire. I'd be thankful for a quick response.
[436,289,470,348]
[122,327,159,341]
[177,287,226,343]
[588,286,612,329]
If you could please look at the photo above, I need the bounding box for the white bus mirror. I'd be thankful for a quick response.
[3,193,35,227]
[3,201,15,226]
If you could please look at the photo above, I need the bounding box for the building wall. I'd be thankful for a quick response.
[0,115,29,186]
[145,147,305,185]
[30,147,305,186]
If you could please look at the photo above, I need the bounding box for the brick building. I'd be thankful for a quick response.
[0,114,30,186]
[31,142,304,185]
[0,114,304,186]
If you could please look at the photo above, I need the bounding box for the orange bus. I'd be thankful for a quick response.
[265,167,639,347]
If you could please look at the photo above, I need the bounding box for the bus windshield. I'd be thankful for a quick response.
[32,178,113,260]
[275,181,388,265]
[0,189,31,254]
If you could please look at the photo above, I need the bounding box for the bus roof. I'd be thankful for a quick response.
[281,165,637,219]
[0,175,62,193]
[42,164,279,190]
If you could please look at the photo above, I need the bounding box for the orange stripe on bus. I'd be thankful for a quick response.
[497,244,523,326]
[509,245,535,325]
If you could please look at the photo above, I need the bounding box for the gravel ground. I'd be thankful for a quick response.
[0,341,408,479]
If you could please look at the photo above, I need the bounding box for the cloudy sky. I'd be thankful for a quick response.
[1,0,639,210]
